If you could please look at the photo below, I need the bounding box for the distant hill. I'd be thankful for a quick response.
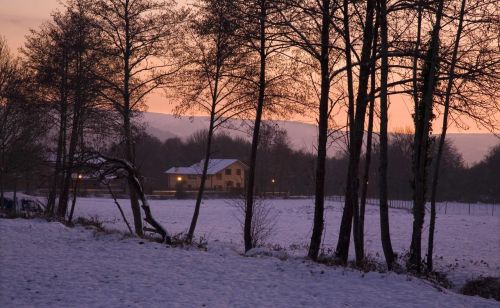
[141,112,499,166]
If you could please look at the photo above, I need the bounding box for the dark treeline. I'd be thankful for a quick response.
[127,128,500,203]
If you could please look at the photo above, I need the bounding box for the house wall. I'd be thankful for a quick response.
[167,161,246,191]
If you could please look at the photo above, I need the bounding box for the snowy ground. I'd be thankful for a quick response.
[65,197,500,288]
[1,218,498,307]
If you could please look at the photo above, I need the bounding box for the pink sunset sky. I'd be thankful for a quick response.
[0,0,496,133]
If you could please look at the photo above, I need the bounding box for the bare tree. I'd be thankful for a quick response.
[23,15,72,215]
[89,153,170,242]
[336,0,377,265]
[0,38,48,209]
[358,6,380,261]
[232,0,305,252]
[232,197,278,248]
[427,0,466,272]
[174,0,253,242]
[92,0,185,236]
[278,0,342,260]
[56,0,108,218]
[377,0,395,269]
[409,0,445,272]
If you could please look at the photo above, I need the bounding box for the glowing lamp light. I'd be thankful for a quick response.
[271,179,275,183]
[78,174,83,179]
[177,176,182,182]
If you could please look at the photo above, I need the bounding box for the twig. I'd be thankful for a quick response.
[106,183,133,235]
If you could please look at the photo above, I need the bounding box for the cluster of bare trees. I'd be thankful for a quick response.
[1,0,498,274]
[0,38,47,209]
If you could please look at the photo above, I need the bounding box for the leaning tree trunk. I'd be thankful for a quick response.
[96,154,169,243]
[308,0,331,261]
[409,0,445,272]
[378,0,395,269]
[427,0,466,272]
[244,1,267,252]
[187,109,216,242]
[336,0,376,265]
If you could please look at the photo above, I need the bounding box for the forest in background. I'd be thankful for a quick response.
[128,129,500,202]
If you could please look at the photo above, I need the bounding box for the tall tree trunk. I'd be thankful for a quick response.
[47,120,64,215]
[308,0,331,260]
[427,0,466,272]
[336,0,376,264]
[343,0,355,139]
[358,4,380,261]
[412,0,424,120]
[187,32,224,241]
[124,110,143,236]
[188,110,216,241]
[409,0,445,272]
[57,110,80,218]
[68,174,80,223]
[378,0,395,269]
[58,48,85,219]
[57,104,68,216]
[244,0,267,252]
[48,56,69,215]
[123,3,143,237]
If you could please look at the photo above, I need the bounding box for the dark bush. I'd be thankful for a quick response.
[461,276,500,301]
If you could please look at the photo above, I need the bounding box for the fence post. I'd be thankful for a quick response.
[445,202,447,215]
[468,203,471,215]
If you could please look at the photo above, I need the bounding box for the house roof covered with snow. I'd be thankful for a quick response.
[165,159,246,175]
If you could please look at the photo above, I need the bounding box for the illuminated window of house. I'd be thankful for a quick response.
[236,169,241,175]
[225,168,232,175]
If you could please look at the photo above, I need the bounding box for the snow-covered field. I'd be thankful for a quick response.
[67,197,500,286]
[1,218,498,307]
[1,197,499,307]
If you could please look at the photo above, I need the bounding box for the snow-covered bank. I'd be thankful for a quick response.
[0,218,497,307]
[71,198,500,287]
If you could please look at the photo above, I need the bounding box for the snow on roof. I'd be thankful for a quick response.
[165,159,245,175]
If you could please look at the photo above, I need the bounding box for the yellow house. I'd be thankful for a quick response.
[165,159,247,191]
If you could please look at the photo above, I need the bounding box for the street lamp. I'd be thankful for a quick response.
[271,178,276,196]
